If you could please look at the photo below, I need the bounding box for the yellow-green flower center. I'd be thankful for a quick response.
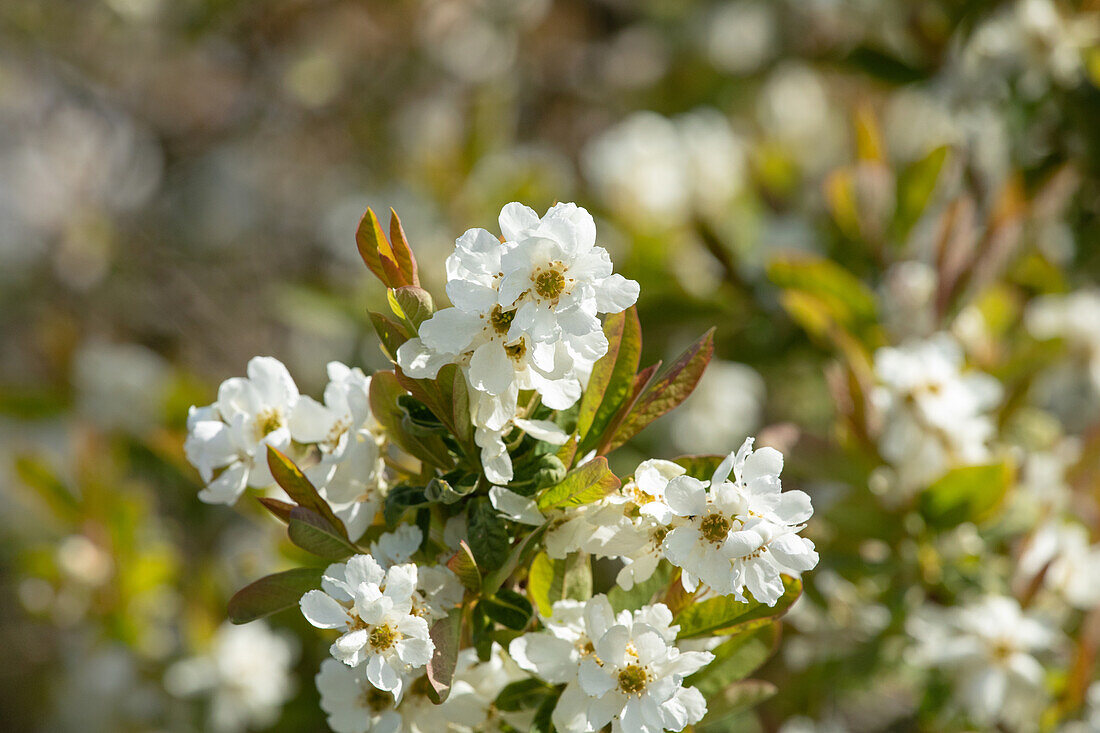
[534,268,566,299]
[255,408,284,438]
[505,340,527,362]
[368,624,399,651]
[489,305,516,335]
[617,664,649,695]
[700,513,731,544]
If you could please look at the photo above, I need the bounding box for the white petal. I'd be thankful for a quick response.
[197,462,249,505]
[246,356,299,408]
[741,446,783,483]
[594,273,639,313]
[664,477,707,517]
[554,680,595,733]
[532,376,583,411]
[489,486,545,525]
[300,590,349,629]
[289,396,338,444]
[395,338,450,379]
[578,657,617,697]
[514,418,570,445]
[509,634,578,684]
[499,202,540,241]
[594,625,630,668]
[446,280,498,313]
[469,341,515,396]
[418,308,484,355]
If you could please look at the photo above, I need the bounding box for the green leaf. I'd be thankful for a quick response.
[675,576,802,639]
[895,145,949,239]
[672,455,728,482]
[767,256,877,336]
[15,455,79,518]
[266,447,350,540]
[287,507,358,560]
[481,588,534,630]
[426,607,462,703]
[494,678,557,712]
[256,497,295,524]
[695,679,778,732]
[389,286,434,331]
[451,366,472,445]
[537,457,621,511]
[368,310,411,361]
[383,484,429,526]
[531,691,557,733]
[468,497,511,570]
[482,523,549,597]
[577,307,642,451]
[388,208,420,287]
[603,328,715,453]
[920,462,1014,529]
[686,621,779,697]
[527,551,593,617]
[369,371,452,469]
[357,207,417,289]
[395,364,470,458]
[446,540,481,593]
[227,567,324,624]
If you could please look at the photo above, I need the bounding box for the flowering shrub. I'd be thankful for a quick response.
[188,202,819,732]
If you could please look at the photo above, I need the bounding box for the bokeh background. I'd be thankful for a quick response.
[3,0,1100,731]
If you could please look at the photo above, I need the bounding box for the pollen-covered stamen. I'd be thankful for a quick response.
[700,513,732,545]
[368,624,400,652]
[489,305,516,335]
[617,664,649,695]
[254,408,285,439]
[505,339,527,362]
[990,639,1015,663]
[531,261,569,301]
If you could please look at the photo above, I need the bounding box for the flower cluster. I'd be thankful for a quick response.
[185,359,386,539]
[506,438,819,606]
[300,526,462,702]
[907,596,1061,728]
[871,334,1002,497]
[511,596,713,733]
[396,202,639,483]
[180,201,818,733]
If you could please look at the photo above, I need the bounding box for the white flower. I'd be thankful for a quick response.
[300,555,434,700]
[184,356,301,504]
[164,621,296,733]
[1017,520,1100,610]
[436,645,534,732]
[572,605,712,733]
[496,203,638,345]
[908,596,1060,728]
[661,439,818,603]
[511,596,710,733]
[290,361,378,462]
[316,659,402,733]
[543,458,686,590]
[397,206,606,483]
[872,334,1002,493]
